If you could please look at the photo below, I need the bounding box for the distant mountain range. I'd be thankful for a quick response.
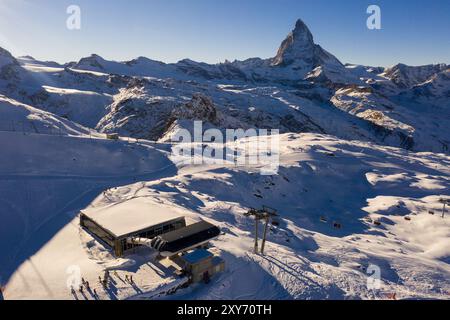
[1,19,449,152]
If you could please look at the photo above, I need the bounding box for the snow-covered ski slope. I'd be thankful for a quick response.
[1,130,449,300]
[0,127,177,295]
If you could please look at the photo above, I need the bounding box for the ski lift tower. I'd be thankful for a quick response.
[244,206,279,255]
[439,198,450,218]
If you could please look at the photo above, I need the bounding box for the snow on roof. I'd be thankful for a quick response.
[81,198,185,238]
[181,249,213,264]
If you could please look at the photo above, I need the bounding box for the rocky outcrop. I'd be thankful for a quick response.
[170,94,218,124]
[383,63,448,89]
[0,47,20,81]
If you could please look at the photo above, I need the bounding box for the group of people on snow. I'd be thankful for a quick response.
[70,270,135,300]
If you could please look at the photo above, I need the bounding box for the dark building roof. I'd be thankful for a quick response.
[151,220,220,254]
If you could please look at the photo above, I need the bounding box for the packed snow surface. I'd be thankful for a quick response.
[1,132,449,300]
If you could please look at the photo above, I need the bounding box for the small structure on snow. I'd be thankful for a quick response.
[106,133,119,140]
[175,249,225,284]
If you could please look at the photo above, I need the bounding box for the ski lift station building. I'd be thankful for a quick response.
[80,200,187,257]
[80,199,221,257]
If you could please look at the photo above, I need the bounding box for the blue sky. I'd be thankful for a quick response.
[0,0,448,66]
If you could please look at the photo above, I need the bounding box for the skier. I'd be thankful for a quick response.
[130,275,133,283]
[79,285,84,294]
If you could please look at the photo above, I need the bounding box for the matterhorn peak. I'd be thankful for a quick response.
[271,19,316,67]
[292,19,314,42]
[271,19,343,76]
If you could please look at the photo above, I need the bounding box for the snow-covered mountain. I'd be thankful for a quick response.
[0,47,22,85]
[67,20,357,85]
[398,68,450,109]
[188,19,358,85]
[383,63,448,89]
[0,18,449,301]
[1,19,448,153]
